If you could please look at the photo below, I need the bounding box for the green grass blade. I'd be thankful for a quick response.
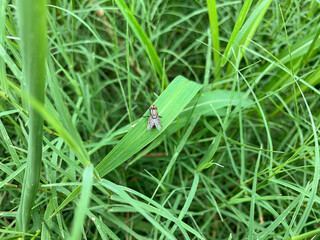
[114,0,166,84]
[226,0,272,72]
[96,76,202,177]
[0,163,25,189]
[0,229,37,238]
[152,116,200,200]
[47,57,90,167]
[204,28,212,85]
[206,0,220,81]
[41,198,55,240]
[49,186,81,220]
[277,67,320,116]
[248,147,261,240]
[16,0,47,232]
[0,119,22,182]
[196,130,222,172]
[220,0,253,67]
[70,165,94,240]
[0,43,22,81]
[0,0,8,93]
[100,179,177,240]
[101,89,253,144]
[86,211,121,240]
[170,173,200,235]
[19,93,90,168]
[292,80,320,236]
[290,228,320,240]
[100,180,205,239]
[256,195,303,239]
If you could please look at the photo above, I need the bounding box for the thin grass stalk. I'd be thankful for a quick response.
[16,0,47,233]
[0,0,8,94]
[206,0,221,83]
[70,166,94,240]
[114,0,168,87]
[126,22,133,122]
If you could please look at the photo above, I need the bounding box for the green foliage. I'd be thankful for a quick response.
[96,76,202,177]
[15,0,47,233]
[1,0,320,239]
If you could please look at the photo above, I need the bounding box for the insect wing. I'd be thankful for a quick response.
[155,115,161,130]
[147,114,161,131]
[147,115,154,131]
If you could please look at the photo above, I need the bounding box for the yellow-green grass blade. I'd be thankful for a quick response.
[16,0,47,232]
[270,66,320,118]
[226,0,272,73]
[288,229,320,240]
[114,0,166,85]
[246,32,320,92]
[49,186,81,220]
[96,76,202,177]
[206,0,220,81]
[4,66,91,170]
[19,91,90,168]
[70,165,94,240]
[196,131,222,172]
[0,229,37,238]
[0,0,8,93]
[220,0,253,67]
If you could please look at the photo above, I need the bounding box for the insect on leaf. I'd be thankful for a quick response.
[95,76,202,177]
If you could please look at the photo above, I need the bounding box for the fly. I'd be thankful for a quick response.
[147,105,161,131]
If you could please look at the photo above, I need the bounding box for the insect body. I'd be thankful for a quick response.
[147,105,161,131]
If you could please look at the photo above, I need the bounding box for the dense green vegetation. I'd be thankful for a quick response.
[1,0,320,239]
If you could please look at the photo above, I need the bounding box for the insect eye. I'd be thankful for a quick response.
[155,106,157,109]
[150,106,152,109]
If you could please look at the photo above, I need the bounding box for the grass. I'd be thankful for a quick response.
[1,0,320,239]
[15,0,47,233]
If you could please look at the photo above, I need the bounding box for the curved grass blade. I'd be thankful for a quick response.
[96,76,202,177]
[226,0,272,73]
[100,180,177,240]
[114,0,166,84]
[220,0,253,67]
[100,180,206,239]
[70,165,94,240]
[47,57,90,167]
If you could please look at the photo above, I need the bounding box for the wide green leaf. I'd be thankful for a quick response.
[16,0,47,232]
[96,76,202,177]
